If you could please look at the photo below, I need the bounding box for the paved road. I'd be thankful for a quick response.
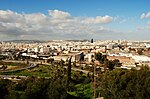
[0,75,27,79]
[3,60,41,64]
[1,63,37,73]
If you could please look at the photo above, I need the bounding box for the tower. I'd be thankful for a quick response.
[91,38,93,43]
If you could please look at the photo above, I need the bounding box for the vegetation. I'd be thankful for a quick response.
[67,56,72,88]
[0,66,149,99]
[95,52,122,70]
[0,63,93,99]
[97,67,150,99]
[137,48,143,55]
[0,61,28,67]
[0,52,149,99]
[69,83,93,99]
[0,76,68,99]
[0,64,61,78]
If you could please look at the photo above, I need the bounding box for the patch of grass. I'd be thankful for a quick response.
[0,64,58,78]
[0,62,28,67]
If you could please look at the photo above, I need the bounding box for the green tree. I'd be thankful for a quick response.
[95,52,107,63]
[137,49,143,55]
[47,77,68,99]
[97,67,150,99]
[69,83,93,99]
[60,59,65,68]
[47,58,54,64]
[104,60,114,70]
[67,56,72,87]
[0,79,11,99]
[112,59,122,67]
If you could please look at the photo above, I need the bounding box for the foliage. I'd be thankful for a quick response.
[104,59,122,70]
[0,79,11,99]
[67,56,72,88]
[0,61,28,67]
[1,55,149,99]
[0,61,93,99]
[0,76,69,99]
[95,52,121,70]
[69,83,93,99]
[95,52,107,64]
[0,64,57,78]
[137,49,143,55]
[47,58,54,64]
[47,77,68,99]
[97,67,150,99]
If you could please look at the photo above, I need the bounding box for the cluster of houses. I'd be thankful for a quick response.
[1,40,150,69]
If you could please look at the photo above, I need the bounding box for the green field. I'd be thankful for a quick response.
[0,61,28,67]
[0,64,65,78]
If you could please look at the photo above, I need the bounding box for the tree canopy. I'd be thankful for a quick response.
[97,67,150,99]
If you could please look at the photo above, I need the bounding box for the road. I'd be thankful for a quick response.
[1,63,37,73]
[0,75,27,80]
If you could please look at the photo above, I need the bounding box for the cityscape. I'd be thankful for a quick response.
[0,0,150,99]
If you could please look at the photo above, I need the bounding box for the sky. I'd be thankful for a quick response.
[0,0,150,41]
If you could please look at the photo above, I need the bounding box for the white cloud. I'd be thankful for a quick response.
[141,12,150,19]
[48,10,71,19]
[140,13,145,19]
[82,15,113,24]
[0,10,24,23]
[25,13,48,24]
[0,9,115,40]
[139,12,150,31]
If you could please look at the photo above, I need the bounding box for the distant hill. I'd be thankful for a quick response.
[3,40,45,43]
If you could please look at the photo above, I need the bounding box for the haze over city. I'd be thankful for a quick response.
[0,0,150,41]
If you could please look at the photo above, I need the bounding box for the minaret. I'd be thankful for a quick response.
[91,38,93,43]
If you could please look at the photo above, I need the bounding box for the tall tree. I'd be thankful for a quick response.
[67,56,72,85]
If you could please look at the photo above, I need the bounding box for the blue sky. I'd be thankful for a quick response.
[0,0,150,40]
[1,0,149,16]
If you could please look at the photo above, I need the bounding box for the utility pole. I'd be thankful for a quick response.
[92,56,96,99]
[93,63,96,98]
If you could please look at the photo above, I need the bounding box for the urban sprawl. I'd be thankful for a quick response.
[1,39,150,71]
